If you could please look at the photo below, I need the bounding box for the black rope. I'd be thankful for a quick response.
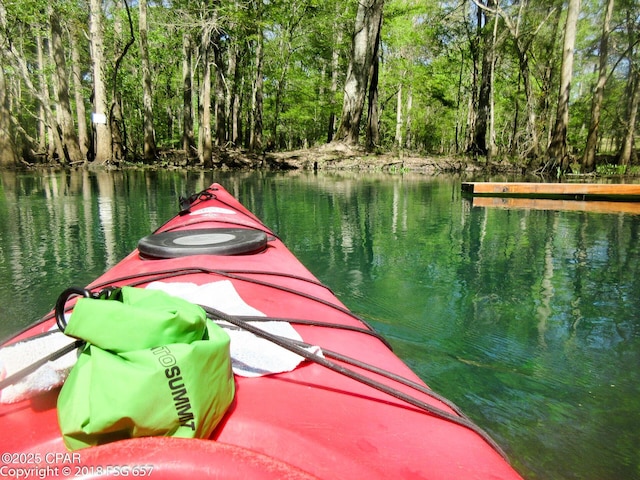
[87,267,330,295]
[84,267,383,342]
[159,218,279,240]
[217,318,462,416]
[234,315,392,350]
[302,343,468,418]
[203,305,510,462]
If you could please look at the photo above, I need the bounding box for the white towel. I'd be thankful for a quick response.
[0,329,78,404]
[146,281,322,377]
[146,280,264,317]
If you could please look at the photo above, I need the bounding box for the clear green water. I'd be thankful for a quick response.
[1,169,640,480]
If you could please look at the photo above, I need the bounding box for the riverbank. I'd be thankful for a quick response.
[12,143,631,177]
[9,145,519,174]
[264,143,525,175]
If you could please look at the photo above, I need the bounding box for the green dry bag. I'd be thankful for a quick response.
[56,286,235,451]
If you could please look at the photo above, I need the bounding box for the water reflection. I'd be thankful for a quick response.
[0,170,639,480]
[97,173,116,267]
[0,169,217,335]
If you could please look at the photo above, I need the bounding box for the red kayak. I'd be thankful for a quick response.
[0,183,523,479]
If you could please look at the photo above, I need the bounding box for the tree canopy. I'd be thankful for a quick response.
[0,0,638,171]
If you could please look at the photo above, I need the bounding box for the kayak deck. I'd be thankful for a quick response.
[0,184,522,479]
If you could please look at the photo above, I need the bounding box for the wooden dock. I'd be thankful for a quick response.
[461,182,640,201]
[471,197,640,216]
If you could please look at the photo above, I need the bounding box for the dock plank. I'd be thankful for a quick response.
[461,182,640,200]
[471,197,640,215]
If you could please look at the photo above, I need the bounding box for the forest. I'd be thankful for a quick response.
[0,0,638,173]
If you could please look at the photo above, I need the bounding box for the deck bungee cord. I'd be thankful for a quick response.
[234,315,391,349]
[3,266,389,351]
[202,304,510,462]
[158,218,278,237]
[83,267,383,337]
[0,267,336,346]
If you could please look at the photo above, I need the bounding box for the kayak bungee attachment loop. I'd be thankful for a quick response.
[55,287,121,331]
[179,188,217,216]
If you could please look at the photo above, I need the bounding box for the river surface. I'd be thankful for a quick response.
[1,169,640,480]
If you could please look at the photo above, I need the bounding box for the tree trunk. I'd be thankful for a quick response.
[395,83,403,148]
[488,5,499,159]
[539,7,561,151]
[496,0,538,158]
[70,29,90,160]
[335,0,384,146]
[582,0,614,172]
[0,65,18,167]
[199,26,213,167]
[36,35,48,155]
[619,9,639,166]
[365,12,382,152]
[140,0,157,162]
[465,0,481,152]
[547,0,581,170]
[49,5,83,165]
[213,36,227,147]
[89,0,112,165]
[110,0,132,164]
[0,1,18,168]
[0,17,64,163]
[405,86,413,150]
[182,33,196,160]
[521,50,539,157]
[224,1,241,148]
[455,46,465,153]
[327,13,343,143]
[469,0,497,159]
[109,97,126,162]
[227,39,242,147]
[46,28,62,162]
[619,70,639,166]
[249,3,264,153]
[273,37,289,148]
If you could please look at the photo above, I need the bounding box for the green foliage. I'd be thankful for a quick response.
[596,163,627,175]
[2,0,638,165]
